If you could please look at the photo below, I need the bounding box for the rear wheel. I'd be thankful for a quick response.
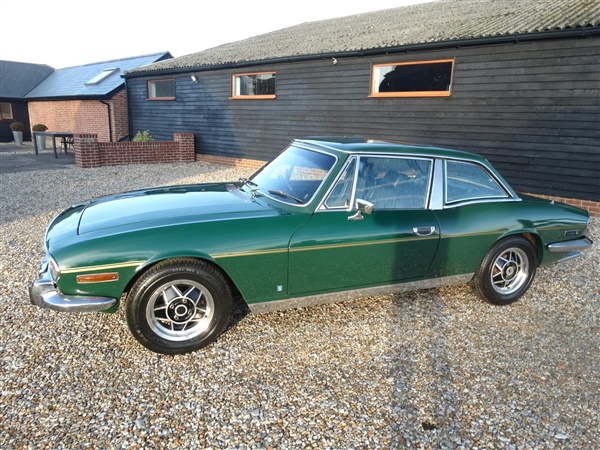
[126,259,232,354]
[471,236,537,305]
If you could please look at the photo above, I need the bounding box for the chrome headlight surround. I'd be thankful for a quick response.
[48,257,61,282]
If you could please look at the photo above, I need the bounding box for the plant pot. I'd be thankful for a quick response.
[35,134,46,150]
[12,131,23,145]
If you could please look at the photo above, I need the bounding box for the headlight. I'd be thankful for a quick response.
[48,258,61,282]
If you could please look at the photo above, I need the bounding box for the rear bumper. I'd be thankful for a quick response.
[547,236,593,264]
[29,263,116,313]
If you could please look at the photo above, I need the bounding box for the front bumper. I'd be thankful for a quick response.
[29,262,117,313]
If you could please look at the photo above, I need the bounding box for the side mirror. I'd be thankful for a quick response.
[348,198,374,221]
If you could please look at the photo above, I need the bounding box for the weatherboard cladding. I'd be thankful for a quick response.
[125,0,600,74]
[127,35,600,202]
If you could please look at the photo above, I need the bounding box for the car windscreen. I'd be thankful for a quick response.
[250,146,336,205]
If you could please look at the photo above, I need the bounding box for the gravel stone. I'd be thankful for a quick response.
[0,159,598,449]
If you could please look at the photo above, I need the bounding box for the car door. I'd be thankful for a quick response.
[288,155,440,296]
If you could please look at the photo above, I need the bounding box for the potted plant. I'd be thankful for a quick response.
[9,122,24,145]
[32,124,48,150]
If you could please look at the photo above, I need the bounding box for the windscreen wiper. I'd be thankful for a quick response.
[268,190,304,204]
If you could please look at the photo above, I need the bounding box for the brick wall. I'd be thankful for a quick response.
[521,193,600,218]
[74,133,195,168]
[28,89,128,142]
[195,153,265,171]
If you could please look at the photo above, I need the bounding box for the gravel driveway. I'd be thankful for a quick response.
[1,161,598,449]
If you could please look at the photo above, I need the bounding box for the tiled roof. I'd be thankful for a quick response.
[0,61,54,98]
[127,0,600,74]
[25,52,172,99]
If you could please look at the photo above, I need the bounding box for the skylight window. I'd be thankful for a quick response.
[85,68,119,85]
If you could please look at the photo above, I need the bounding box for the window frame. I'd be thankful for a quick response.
[231,71,276,100]
[320,154,435,211]
[444,159,510,207]
[0,102,14,120]
[370,58,455,98]
[147,79,176,101]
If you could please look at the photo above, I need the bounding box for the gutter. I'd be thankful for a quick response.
[99,100,112,142]
[123,27,600,79]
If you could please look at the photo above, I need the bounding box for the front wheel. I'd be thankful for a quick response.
[126,259,232,354]
[471,236,537,305]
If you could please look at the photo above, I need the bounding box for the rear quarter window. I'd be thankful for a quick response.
[446,160,508,204]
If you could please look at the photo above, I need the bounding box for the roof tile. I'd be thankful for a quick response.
[129,0,600,74]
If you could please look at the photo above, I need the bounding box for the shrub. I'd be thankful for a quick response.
[32,123,48,132]
[10,122,24,131]
[133,130,154,142]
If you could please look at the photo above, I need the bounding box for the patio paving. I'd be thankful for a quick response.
[0,141,74,174]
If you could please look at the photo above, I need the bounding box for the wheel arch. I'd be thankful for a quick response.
[121,256,244,307]
[496,231,542,266]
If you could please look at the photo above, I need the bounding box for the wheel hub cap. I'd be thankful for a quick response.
[504,263,517,280]
[168,298,197,323]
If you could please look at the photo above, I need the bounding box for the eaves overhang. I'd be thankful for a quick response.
[122,27,600,79]
[25,85,125,102]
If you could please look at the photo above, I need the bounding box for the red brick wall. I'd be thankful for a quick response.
[74,133,195,168]
[521,193,600,218]
[28,89,128,142]
[195,153,265,171]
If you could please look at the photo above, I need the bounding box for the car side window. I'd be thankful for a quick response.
[358,156,432,210]
[446,160,508,204]
[325,158,356,208]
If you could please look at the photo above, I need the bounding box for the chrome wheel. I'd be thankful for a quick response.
[126,259,232,354]
[471,236,537,305]
[146,280,215,341]
[490,247,530,295]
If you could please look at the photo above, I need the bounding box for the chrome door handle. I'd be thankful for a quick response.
[413,226,436,236]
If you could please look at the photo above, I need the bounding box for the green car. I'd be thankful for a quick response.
[29,138,593,354]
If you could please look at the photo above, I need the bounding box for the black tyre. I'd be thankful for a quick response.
[126,258,232,354]
[471,236,537,305]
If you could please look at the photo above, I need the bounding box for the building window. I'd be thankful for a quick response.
[148,79,176,100]
[371,59,454,98]
[0,102,14,120]
[232,72,276,99]
[85,68,119,85]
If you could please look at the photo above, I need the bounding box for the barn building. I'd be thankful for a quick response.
[122,0,600,206]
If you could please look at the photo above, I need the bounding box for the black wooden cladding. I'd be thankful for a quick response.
[127,36,600,201]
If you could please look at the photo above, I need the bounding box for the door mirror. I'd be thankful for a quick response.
[348,198,374,221]
[356,198,374,215]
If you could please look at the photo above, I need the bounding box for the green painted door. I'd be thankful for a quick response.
[288,209,440,295]
[287,154,440,296]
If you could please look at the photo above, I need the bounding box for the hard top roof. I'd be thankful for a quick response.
[294,137,487,162]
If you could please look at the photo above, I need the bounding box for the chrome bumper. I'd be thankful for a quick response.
[29,264,117,313]
[547,236,593,263]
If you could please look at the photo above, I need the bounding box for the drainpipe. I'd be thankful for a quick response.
[99,100,113,142]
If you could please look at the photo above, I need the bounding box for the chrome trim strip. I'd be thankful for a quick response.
[430,159,444,210]
[248,273,473,314]
[548,237,593,253]
[443,197,521,209]
[60,261,145,274]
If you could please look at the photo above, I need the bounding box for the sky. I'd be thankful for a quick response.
[2,0,433,69]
